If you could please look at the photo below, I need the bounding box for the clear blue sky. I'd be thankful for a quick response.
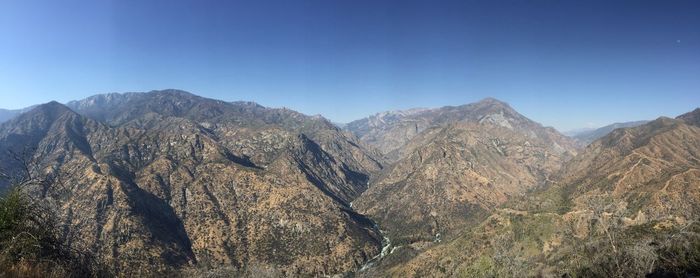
[1,0,698,131]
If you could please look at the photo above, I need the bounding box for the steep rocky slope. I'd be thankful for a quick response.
[0,90,386,276]
[354,122,572,244]
[556,115,700,219]
[380,108,700,277]
[351,99,577,272]
[678,108,700,126]
[66,90,385,204]
[345,98,577,160]
[3,90,696,277]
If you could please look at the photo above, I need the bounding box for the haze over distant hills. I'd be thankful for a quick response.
[0,90,698,277]
[0,109,14,123]
[570,120,650,145]
[0,106,36,124]
[0,101,675,145]
[2,0,699,276]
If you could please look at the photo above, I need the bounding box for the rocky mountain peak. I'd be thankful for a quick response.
[468,98,523,126]
[473,97,510,108]
[1,89,698,277]
[66,89,198,112]
[1,90,387,276]
[2,101,76,130]
[346,97,577,156]
[151,88,196,97]
[32,100,72,115]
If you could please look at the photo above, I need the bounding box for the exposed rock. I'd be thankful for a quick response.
[0,90,387,276]
[345,98,577,161]
[354,120,573,245]
[382,109,700,277]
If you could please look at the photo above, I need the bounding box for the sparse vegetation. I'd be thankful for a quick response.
[0,91,698,277]
[0,185,102,277]
[0,150,107,277]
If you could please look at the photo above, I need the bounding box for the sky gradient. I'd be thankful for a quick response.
[1,0,699,131]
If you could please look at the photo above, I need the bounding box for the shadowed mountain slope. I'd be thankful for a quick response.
[0,91,387,276]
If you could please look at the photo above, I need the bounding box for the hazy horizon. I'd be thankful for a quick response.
[1,2,700,276]
[1,0,699,130]
[0,89,679,132]
[0,89,688,133]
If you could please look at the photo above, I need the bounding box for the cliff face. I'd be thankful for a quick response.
[0,90,385,276]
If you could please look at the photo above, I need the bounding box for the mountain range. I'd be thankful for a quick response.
[0,106,36,124]
[378,109,700,277]
[569,120,650,145]
[0,90,698,277]
[0,90,385,276]
[349,99,577,246]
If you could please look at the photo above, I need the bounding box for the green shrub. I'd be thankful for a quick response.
[458,255,496,277]
[0,186,106,277]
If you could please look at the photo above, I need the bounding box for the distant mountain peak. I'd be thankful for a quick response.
[150,88,194,94]
[23,101,74,118]
[68,89,199,110]
[475,97,508,106]
[147,89,199,98]
[472,97,512,110]
[0,105,42,124]
[230,100,264,108]
[346,97,577,156]
[369,107,430,119]
[463,98,520,123]
[0,101,88,155]
[45,100,62,105]
[572,120,650,145]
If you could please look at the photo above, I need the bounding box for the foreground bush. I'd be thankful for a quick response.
[0,186,105,277]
